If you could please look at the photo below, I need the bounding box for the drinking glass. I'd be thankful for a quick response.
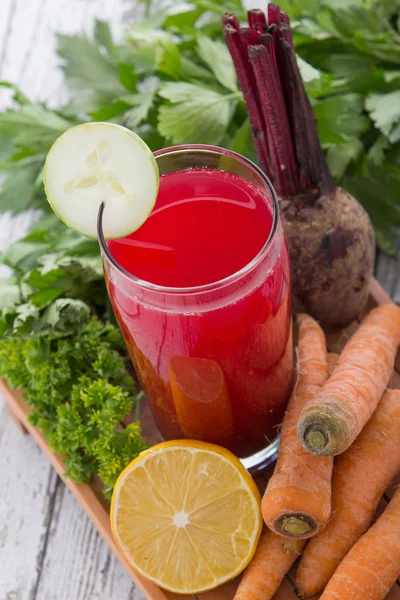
[98,145,293,472]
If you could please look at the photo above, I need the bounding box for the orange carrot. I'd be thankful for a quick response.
[234,529,304,600]
[262,314,332,538]
[327,352,340,376]
[296,389,400,597]
[298,302,400,456]
[168,356,233,445]
[320,485,400,600]
[295,314,330,396]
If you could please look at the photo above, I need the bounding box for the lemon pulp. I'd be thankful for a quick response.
[111,440,262,594]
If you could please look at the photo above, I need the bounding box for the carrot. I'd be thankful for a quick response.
[234,529,304,600]
[262,314,333,538]
[168,356,234,445]
[296,389,400,597]
[295,314,330,396]
[319,485,400,600]
[327,352,340,376]
[298,302,400,456]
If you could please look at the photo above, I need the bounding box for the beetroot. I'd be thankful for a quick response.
[223,6,375,328]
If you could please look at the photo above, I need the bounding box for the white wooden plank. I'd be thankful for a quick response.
[35,482,145,600]
[0,0,17,107]
[0,0,14,66]
[0,0,44,87]
[0,396,59,599]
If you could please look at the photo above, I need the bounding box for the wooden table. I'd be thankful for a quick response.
[0,1,399,599]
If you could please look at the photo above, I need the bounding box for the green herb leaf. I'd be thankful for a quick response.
[156,39,182,79]
[0,157,44,214]
[0,281,21,312]
[368,134,390,165]
[326,138,363,180]
[344,170,400,255]
[123,93,155,129]
[228,117,258,162]
[314,94,370,145]
[94,20,119,61]
[43,298,91,331]
[118,63,138,93]
[0,104,72,154]
[158,82,238,144]
[180,55,215,84]
[126,26,172,71]
[197,36,238,92]
[57,32,123,94]
[29,288,63,309]
[13,303,40,332]
[0,81,31,105]
[366,91,400,143]
[90,99,131,121]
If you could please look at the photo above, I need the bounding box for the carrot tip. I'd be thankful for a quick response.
[275,514,316,538]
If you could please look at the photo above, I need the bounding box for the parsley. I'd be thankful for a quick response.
[0,318,147,498]
[158,82,241,145]
[0,231,146,498]
[287,0,400,253]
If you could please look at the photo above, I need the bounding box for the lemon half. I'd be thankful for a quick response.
[111,440,262,594]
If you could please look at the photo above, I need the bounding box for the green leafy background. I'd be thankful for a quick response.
[0,0,400,494]
[1,0,400,251]
[1,0,400,252]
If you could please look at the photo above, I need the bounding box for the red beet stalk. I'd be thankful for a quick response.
[249,43,298,196]
[221,5,375,329]
[248,8,267,28]
[222,6,335,199]
[223,25,272,180]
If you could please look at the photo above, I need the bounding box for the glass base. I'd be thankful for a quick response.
[240,436,280,474]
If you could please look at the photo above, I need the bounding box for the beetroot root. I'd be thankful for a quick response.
[281,187,375,328]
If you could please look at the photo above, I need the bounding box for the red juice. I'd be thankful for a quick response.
[105,165,292,460]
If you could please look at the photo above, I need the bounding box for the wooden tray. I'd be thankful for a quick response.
[2,277,400,600]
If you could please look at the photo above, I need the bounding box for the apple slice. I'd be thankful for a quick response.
[44,122,159,239]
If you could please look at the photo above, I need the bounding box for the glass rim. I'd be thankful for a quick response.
[97,144,279,296]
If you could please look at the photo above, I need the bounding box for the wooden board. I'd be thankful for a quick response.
[2,276,400,600]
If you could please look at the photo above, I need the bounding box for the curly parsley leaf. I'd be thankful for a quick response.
[0,318,145,495]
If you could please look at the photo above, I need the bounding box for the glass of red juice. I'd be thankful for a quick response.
[98,145,293,472]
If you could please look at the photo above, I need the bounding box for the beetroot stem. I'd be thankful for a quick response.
[280,39,335,196]
[267,3,281,26]
[223,6,335,200]
[223,25,272,180]
[249,44,298,197]
[247,8,267,28]
[280,13,295,50]
[221,13,240,29]
[240,26,261,46]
